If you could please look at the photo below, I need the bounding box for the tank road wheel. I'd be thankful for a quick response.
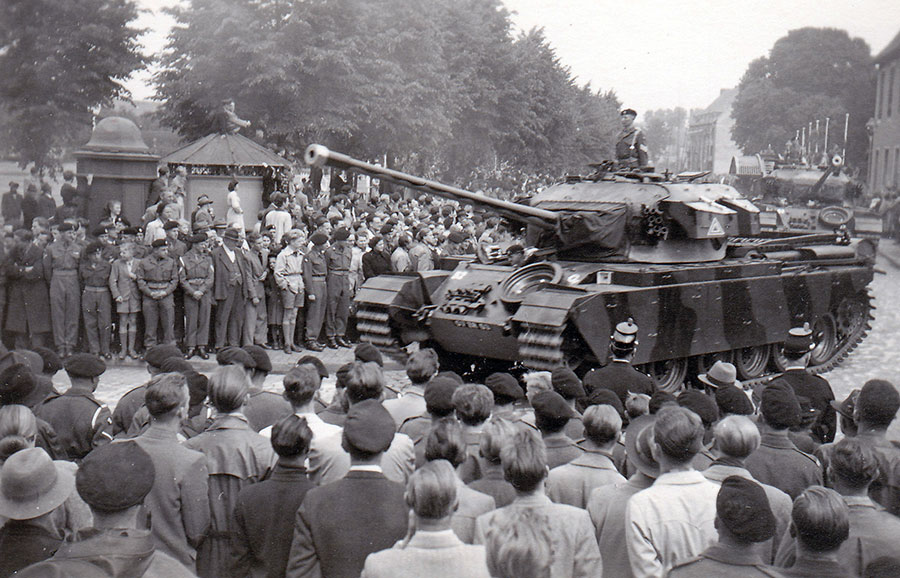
[734,345,770,379]
[809,314,838,366]
[644,358,688,394]
[808,292,873,373]
[770,343,789,373]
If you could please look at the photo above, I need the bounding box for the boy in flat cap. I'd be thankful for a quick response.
[668,476,780,577]
[774,324,837,444]
[179,233,215,359]
[35,354,112,461]
[19,442,194,577]
[135,239,179,348]
[286,399,408,578]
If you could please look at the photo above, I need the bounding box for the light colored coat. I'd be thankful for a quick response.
[451,479,495,544]
[547,449,626,508]
[361,530,491,578]
[474,493,602,578]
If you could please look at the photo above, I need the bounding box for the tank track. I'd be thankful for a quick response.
[356,304,406,358]
[517,322,566,370]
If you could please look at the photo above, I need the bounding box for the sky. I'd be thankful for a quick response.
[129,0,900,113]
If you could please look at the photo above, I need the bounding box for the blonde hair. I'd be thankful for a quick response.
[208,365,250,413]
[714,415,761,459]
[0,405,38,462]
[405,459,457,519]
[484,507,553,578]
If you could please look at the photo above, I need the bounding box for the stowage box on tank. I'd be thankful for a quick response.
[307,145,875,391]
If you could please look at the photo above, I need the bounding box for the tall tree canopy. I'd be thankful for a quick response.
[731,27,875,167]
[155,0,620,181]
[0,0,146,171]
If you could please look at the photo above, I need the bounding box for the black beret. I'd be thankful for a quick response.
[187,233,207,244]
[158,357,194,374]
[84,241,103,254]
[310,231,328,246]
[716,476,776,543]
[677,390,719,428]
[649,391,678,414]
[296,355,328,378]
[424,376,461,415]
[120,226,140,236]
[332,227,350,241]
[379,224,394,236]
[551,367,585,399]
[343,399,395,454]
[216,346,256,369]
[620,108,637,117]
[242,345,272,373]
[31,346,63,374]
[58,223,75,232]
[715,385,754,416]
[447,230,466,244]
[484,372,524,404]
[185,371,209,406]
[151,239,167,248]
[587,388,626,420]
[163,221,179,231]
[64,354,106,378]
[507,243,524,254]
[76,442,155,512]
[532,390,575,422]
[368,236,382,250]
[143,344,183,368]
[0,363,36,405]
[354,343,383,367]
[436,370,464,384]
[91,226,109,237]
[856,379,900,425]
[760,380,801,429]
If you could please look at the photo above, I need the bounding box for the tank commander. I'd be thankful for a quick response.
[615,108,649,169]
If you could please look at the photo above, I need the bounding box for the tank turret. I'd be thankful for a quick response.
[305,144,874,389]
[305,145,761,263]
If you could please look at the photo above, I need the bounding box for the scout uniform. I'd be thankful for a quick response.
[79,244,113,357]
[34,354,113,461]
[324,228,353,348]
[179,235,215,358]
[43,224,82,356]
[302,232,329,349]
[135,240,179,347]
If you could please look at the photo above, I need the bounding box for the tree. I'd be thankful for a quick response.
[643,108,688,170]
[0,0,146,171]
[731,27,875,167]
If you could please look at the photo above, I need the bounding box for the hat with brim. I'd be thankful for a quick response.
[830,389,860,421]
[697,360,740,390]
[624,414,659,478]
[0,448,74,520]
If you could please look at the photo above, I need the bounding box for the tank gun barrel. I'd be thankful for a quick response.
[305,144,558,230]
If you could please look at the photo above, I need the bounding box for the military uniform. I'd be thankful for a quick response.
[302,244,328,344]
[324,240,353,343]
[135,251,179,347]
[35,389,113,461]
[775,368,837,444]
[79,256,112,356]
[179,248,215,352]
[668,544,782,577]
[615,126,649,168]
[43,238,82,356]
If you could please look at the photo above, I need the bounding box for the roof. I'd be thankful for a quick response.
[162,133,289,167]
[689,88,738,127]
[875,29,900,65]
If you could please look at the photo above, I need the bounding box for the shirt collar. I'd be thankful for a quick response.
[654,470,708,485]
[701,543,766,566]
[349,464,383,474]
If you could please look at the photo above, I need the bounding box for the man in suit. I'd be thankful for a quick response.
[583,319,656,403]
[212,227,247,349]
[744,381,822,500]
[361,460,492,578]
[233,414,316,578]
[5,232,52,348]
[286,399,409,578]
[474,427,602,578]
[131,372,209,571]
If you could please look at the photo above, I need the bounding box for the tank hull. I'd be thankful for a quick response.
[355,250,874,389]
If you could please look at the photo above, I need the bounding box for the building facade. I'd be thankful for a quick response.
[685,88,742,175]
[869,29,900,193]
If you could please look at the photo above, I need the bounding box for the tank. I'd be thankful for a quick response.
[729,154,883,236]
[306,145,876,391]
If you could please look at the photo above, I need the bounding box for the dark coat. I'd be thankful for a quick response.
[286,470,408,578]
[0,520,62,576]
[777,369,837,444]
[231,463,316,578]
[5,242,52,334]
[361,250,392,280]
[211,246,248,301]
[584,360,655,405]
